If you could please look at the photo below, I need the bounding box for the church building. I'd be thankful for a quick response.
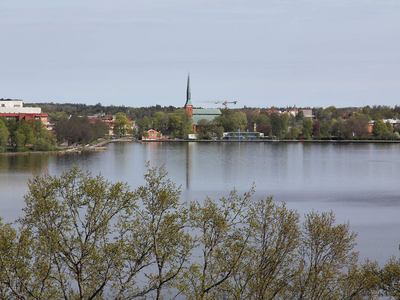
[184,74,222,131]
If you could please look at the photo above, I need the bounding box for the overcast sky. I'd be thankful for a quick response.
[1,0,399,109]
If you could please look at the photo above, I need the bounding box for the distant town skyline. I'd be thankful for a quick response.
[1,1,399,109]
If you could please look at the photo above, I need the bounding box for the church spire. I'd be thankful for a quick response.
[186,73,193,107]
[185,73,193,116]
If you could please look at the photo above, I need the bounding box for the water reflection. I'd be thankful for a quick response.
[1,142,400,263]
[186,142,194,189]
[0,154,49,173]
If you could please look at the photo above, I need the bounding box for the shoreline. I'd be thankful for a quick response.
[2,138,399,156]
[141,139,400,143]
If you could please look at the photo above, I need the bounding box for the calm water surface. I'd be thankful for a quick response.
[1,142,399,264]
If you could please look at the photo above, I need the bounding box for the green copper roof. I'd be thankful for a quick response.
[193,108,222,115]
[185,74,193,107]
[192,114,219,125]
[192,108,222,125]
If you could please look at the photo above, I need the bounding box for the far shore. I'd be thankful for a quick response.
[141,139,400,143]
[2,138,400,156]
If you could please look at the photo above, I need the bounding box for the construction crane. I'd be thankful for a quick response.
[195,100,237,109]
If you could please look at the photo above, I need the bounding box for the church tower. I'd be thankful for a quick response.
[185,73,193,116]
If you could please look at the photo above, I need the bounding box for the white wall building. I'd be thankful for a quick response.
[0,99,41,114]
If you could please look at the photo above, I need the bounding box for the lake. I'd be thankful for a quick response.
[1,141,399,264]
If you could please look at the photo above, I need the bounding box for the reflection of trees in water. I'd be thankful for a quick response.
[0,154,49,173]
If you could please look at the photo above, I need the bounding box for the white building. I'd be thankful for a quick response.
[0,99,48,128]
[0,99,41,114]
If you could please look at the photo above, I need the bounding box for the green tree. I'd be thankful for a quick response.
[168,114,182,138]
[0,167,136,299]
[114,113,132,135]
[270,114,282,137]
[386,121,394,139]
[295,110,304,122]
[0,166,394,299]
[140,116,151,132]
[234,111,248,131]
[331,119,349,139]
[246,111,259,131]
[346,114,370,139]
[372,119,388,139]
[13,129,27,149]
[214,126,224,139]
[319,120,331,138]
[176,109,193,138]
[0,120,10,152]
[301,118,313,139]
[28,119,56,151]
[121,164,194,299]
[316,106,343,122]
[197,118,210,134]
[9,121,34,149]
[153,111,169,132]
[19,122,34,146]
[142,131,149,139]
[363,105,371,115]
[290,211,379,299]
[257,113,270,128]
[230,197,301,299]
[0,165,195,299]
[379,257,400,298]
[287,127,300,139]
[216,110,247,132]
[280,114,290,137]
[178,186,255,299]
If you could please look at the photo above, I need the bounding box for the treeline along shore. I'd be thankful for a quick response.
[1,102,400,154]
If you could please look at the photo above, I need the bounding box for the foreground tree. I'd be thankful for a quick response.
[379,257,400,298]
[1,166,399,299]
[115,164,193,299]
[289,211,380,299]
[177,187,254,299]
[0,165,194,300]
[228,197,301,299]
[9,167,135,299]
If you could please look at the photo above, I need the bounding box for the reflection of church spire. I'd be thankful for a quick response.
[185,73,193,116]
[186,142,193,189]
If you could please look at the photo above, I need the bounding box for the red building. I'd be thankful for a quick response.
[142,129,163,140]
